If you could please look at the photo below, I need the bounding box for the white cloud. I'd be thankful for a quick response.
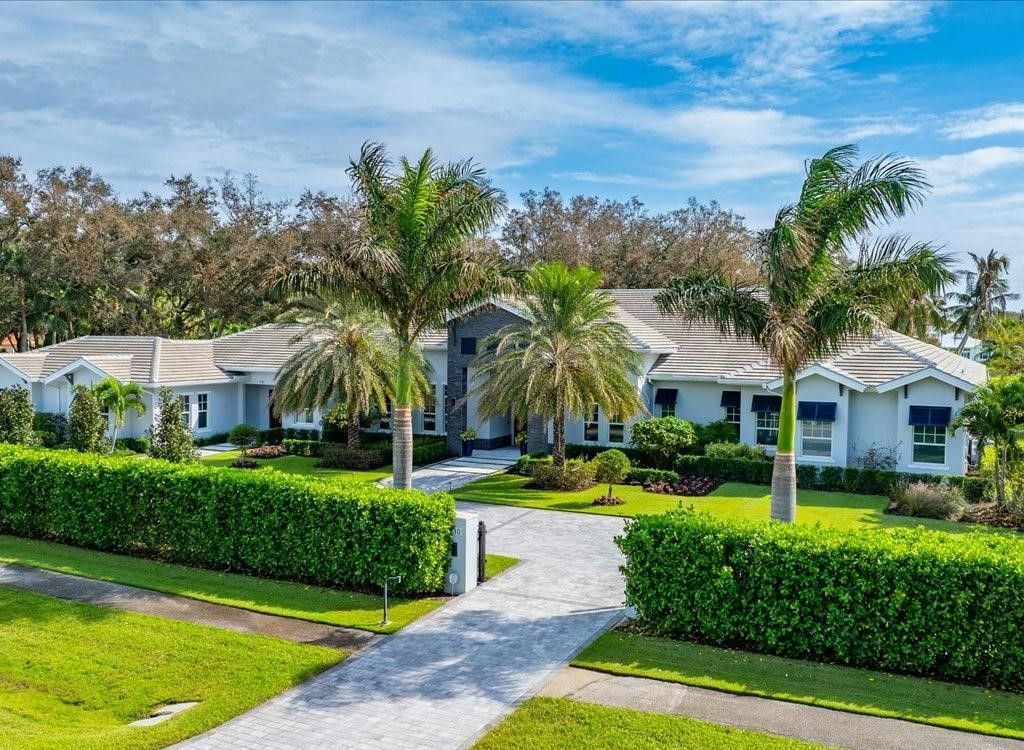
[944,103,1024,140]
[917,147,1024,196]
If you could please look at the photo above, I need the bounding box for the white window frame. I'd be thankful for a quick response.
[724,404,741,426]
[659,402,675,418]
[755,411,779,447]
[583,404,599,442]
[195,392,209,432]
[912,424,946,465]
[180,394,191,430]
[422,385,437,433]
[800,419,832,459]
[608,413,624,444]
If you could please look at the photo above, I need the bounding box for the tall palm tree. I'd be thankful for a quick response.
[283,142,514,488]
[948,250,1019,354]
[655,145,954,523]
[473,262,645,467]
[272,296,430,449]
[92,377,147,449]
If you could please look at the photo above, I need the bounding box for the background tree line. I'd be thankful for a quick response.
[0,155,757,350]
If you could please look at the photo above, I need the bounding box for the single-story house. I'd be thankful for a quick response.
[0,288,986,475]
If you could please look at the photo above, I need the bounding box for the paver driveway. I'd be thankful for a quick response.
[175,501,627,750]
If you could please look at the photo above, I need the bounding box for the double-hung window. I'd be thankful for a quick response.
[800,420,832,457]
[913,425,946,465]
[422,386,437,432]
[755,411,779,446]
[608,413,624,444]
[584,404,599,442]
[196,393,209,431]
[180,394,191,429]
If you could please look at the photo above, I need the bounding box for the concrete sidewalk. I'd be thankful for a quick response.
[541,666,1024,750]
[0,562,377,652]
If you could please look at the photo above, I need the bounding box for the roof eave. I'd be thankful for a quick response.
[874,368,981,394]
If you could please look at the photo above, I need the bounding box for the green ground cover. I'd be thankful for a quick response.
[455,474,989,533]
[483,553,519,579]
[199,449,392,484]
[0,535,442,634]
[574,631,1024,740]
[0,586,339,750]
[472,697,827,750]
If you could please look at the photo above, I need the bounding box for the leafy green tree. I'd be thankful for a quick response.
[67,385,107,453]
[228,423,260,458]
[149,387,196,463]
[91,377,146,448]
[272,296,426,449]
[0,386,34,444]
[474,262,644,467]
[948,250,1018,354]
[656,145,953,522]
[282,142,513,488]
[593,448,631,498]
[630,417,697,467]
[950,376,1024,506]
[984,314,1024,375]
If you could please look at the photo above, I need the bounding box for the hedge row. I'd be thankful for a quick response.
[675,455,992,502]
[284,435,451,466]
[620,510,1024,690]
[318,443,391,470]
[260,427,321,445]
[0,446,455,593]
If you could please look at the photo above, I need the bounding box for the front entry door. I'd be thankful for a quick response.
[268,388,282,429]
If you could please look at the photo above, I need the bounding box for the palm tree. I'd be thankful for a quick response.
[655,145,954,523]
[473,262,645,467]
[282,142,514,488]
[272,296,430,449]
[948,250,1019,354]
[92,377,147,449]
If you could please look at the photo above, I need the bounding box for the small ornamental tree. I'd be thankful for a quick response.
[229,423,260,458]
[630,417,696,468]
[92,377,146,449]
[593,448,631,500]
[149,387,196,463]
[0,385,34,445]
[67,385,107,453]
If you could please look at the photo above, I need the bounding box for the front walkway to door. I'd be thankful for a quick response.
[378,447,521,493]
[174,501,627,750]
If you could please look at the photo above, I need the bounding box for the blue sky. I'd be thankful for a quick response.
[3,1,1023,300]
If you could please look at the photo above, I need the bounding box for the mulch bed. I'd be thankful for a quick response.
[643,476,722,497]
[962,502,1024,531]
[592,494,626,506]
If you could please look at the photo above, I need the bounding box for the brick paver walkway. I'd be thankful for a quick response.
[378,448,521,493]
[175,502,626,750]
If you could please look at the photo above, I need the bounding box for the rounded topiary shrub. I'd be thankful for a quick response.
[629,417,696,468]
[531,458,596,491]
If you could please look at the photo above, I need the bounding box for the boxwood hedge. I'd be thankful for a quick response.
[619,510,1024,690]
[0,445,454,593]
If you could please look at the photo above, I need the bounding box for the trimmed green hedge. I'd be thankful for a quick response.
[260,427,321,445]
[0,445,454,593]
[624,467,679,485]
[619,510,1024,690]
[284,438,328,457]
[288,435,451,466]
[675,455,992,502]
[318,444,390,470]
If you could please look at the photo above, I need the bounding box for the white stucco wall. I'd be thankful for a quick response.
[792,374,849,466]
[847,389,899,465]
[894,378,969,474]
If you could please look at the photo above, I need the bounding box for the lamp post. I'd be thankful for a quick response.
[381,575,402,625]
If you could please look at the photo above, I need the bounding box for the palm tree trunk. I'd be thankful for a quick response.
[391,343,414,490]
[770,371,798,523]
[552,398,566,468]
[347,400,360,449]
[956,327,973,355]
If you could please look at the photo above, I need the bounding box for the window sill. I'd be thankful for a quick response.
[909,463,949,471]
[799,456,835,464]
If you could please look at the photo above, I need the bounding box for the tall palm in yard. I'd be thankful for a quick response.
[273,296,429,449]
[948,250,1018,354]
[92,377,146,449]
[283,142,513,488]
[474,262,645,467]
[656,145,954,523]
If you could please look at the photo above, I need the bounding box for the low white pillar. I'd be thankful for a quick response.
[446,511,479,596]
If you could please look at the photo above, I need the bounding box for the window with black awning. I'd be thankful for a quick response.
[654,388,678,405]
[750,394,782,413]
[908,405,952,427]
[720,390,740,408]
[796,401,837,422]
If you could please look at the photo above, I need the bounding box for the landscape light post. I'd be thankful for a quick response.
[381,575,402,625]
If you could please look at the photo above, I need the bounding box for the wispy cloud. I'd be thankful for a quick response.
[918,147,1024,196]
[944,103,1024,140]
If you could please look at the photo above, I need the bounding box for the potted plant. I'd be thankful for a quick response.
[460,428,477,457]
[515,431,529,455]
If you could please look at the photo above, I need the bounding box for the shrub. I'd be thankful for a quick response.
[194,432,230,447]
[259,427,321,445]
[850,442,900,470]
[531,458,596,491]
[412,435,451,465]
[619,509,1024,690]
[515,453,552,476]
[0,386,34,445]
[644,476,721,496]
[317,443,390,470]
[148,388,196,463]
[115,437,151,454]
[67,385,107,453]
[284,438,326,457]
[0,445,454,593]
[228,423,260,457]
[888,481,966,520]
[704,442,767,460]
[248,444,287,459]
[693,420,739,450]
[593,449,630,485]
[320,403,348,443]
[624,467,678,485]
[566,443,646,464]
[32,412,68,448]
[676,455,773,485]
[629,417,696,468]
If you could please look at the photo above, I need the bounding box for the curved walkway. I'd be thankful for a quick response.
[175,502,627,750]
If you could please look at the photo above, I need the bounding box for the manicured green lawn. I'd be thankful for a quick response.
[0,535,442,634]
[0,586,340,750]
[199,449,392,484]
[484,553,519,579]
[574,631,1024,740]
[454,473,989,533]
[472,697,827,749]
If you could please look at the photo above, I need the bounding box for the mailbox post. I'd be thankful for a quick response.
[446,511,479,595]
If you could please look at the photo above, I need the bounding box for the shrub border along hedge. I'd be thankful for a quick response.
[0,445,455,594]
[284,435,452,466]
[619,509,1024,691]
[675,455,991,502]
